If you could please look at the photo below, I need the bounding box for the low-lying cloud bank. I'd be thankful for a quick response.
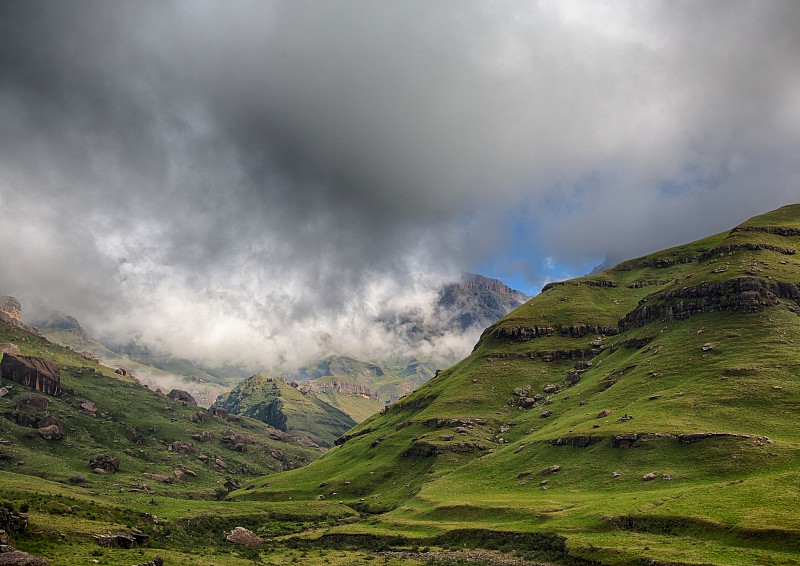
[1,1,798,370]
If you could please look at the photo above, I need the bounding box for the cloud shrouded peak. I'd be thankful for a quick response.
[1,1,798,369]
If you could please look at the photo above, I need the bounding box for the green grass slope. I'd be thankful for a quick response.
[214,374,357,447]
[233,204,800,565]
[0,324,321,491]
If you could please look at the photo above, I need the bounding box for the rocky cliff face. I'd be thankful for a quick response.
[436,273,529,331]
[0,297,43,337]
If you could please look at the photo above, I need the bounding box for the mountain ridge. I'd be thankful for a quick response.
[230,203,800,565]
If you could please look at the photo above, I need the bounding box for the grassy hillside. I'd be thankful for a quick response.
[0,322,351,564]
[213,374,357,447]
[230,204,800,565]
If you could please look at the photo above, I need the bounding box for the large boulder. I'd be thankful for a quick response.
[167,389,196,405]
[1,355,61,396]
[88,454,119,473]
[15,395,49,413]
[226,527,262,548]
[37,424,64,441]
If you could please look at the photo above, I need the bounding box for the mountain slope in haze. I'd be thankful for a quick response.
[27,310,229,405]
[436,272,530,331]
[213,374,357,447]
[233,204,800,566]
[0,314,321,492]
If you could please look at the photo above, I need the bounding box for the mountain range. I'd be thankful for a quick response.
[4,206,800,564]
[229,204,800,565]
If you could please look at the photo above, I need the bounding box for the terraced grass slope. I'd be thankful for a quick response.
[233,204,800,565]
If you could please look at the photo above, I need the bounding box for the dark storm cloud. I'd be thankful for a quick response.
[1,1,799,368]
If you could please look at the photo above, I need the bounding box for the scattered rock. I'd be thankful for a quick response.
[133,557,163,566]
[642,472,658,481]
[440,434,453,441]
[226,527,262,548]
[93,531,148,549]
[516,471,531,478]
[542,383,559,394]
[214,458,227,469]
[662,474,673,481]
[702,343,714,351]
[267,428,294,443]
[617,414,634,423]
[209,407,228,420]
[540,410,552,418]
[169,441,199,454]
[0,387,6,398]
[597,410,611,418]
[167,389,197,405]
[539,465,561,476]
[88,454,119,473]
[142,473,172,484]
[37,424,64,441]
[0,550,50,565]
[611,471,621,478]
[315,495,325,501]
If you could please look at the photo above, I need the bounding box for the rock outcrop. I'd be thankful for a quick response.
[226,527,262,548]
[491,326,555,343]
[0,345,20,356]
[0,297,44,337]
[89,454,119,473]
[0,355,61,396]
[167,389,197,405]
[619,277,800,330]
[0,298,21,321]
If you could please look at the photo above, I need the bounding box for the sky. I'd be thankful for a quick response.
[1,1,799,371]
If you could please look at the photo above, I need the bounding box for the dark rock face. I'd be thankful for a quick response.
[699,242,796,260]
[298,379,378,399]
[492,326,555,343]
[642,255,698,268]
[89,454,120,473]
[619,277,800,330]
[731,225,800,237]
[1,355,61,396]
[167,389,197,405]
[542,279,618,292]
[488,349,599,362]
[558,325,619,337]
